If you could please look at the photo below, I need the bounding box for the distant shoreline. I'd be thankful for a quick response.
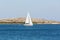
[0,17,60,24]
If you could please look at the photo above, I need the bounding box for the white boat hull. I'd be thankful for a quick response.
[24,24,33,26]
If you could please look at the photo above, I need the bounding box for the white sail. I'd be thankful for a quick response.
[24,12,33,26]
[25,13,30,24]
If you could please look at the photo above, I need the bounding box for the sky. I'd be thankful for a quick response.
[0,0,60,21]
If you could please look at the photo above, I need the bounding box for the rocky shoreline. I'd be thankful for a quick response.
[0,17,60,24]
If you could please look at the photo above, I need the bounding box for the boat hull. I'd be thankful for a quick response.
[24,24,33,26]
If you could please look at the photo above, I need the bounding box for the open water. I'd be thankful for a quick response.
[0,24,60,40]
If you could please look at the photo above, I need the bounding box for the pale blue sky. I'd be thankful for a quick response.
[0,0,60,21]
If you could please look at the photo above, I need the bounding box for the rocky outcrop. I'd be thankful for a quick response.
[0,17,60,24]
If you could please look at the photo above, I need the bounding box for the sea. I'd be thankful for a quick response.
[0,24,60,40]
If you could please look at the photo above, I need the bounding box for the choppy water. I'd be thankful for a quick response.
[0,24,60,40]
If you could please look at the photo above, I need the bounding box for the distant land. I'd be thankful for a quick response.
[0,17,60,24]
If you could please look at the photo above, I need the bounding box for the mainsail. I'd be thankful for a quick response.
[24,12,33,26]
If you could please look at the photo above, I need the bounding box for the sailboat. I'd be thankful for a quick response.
[24,12,33,26]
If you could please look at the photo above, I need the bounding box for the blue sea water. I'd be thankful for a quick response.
[0,24,60,40]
